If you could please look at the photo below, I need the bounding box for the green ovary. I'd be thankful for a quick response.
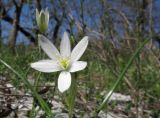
[59,58,70,70]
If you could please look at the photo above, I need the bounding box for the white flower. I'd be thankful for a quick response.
[31,32,88,93]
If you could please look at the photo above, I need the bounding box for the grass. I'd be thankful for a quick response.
[0,38,160,117]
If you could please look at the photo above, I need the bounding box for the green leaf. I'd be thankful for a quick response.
[0,59,54,118]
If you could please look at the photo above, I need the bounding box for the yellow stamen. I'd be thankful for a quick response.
[59,58,70,70]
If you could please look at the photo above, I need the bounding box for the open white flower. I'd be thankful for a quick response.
[31,32,88,93]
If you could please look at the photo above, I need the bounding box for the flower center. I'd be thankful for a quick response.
[59,58,70,70]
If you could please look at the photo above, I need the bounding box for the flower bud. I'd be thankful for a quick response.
[36,8,49,33]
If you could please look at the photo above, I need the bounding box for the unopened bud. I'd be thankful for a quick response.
[36,8,49,33]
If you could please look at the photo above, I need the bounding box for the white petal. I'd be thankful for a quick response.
[71,36,88,62]
[31,60,61,73]
[69,61,87,72]
[39,9,44,16]
[58,71,71,93]
[45,8,49,26]
[38,35,60,60]
[60,31,71,57]
[36,9,40,25]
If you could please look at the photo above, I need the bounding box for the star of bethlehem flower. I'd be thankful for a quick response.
[31,32,88,93]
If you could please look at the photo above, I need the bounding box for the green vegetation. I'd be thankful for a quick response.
[0,38,159,117]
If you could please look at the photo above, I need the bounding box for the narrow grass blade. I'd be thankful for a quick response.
[94,39,150,116]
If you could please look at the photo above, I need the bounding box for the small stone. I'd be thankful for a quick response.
[109,92,131,102]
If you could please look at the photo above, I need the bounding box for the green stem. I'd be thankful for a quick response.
[93,39,150,117]
[68,73,78,118]
[0,59,54,118]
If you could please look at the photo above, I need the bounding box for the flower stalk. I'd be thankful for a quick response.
[68,73,78,118]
